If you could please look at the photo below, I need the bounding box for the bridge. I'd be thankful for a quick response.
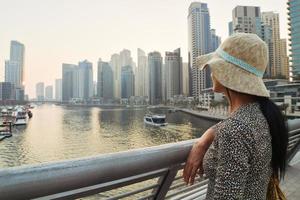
[0,119,299,199]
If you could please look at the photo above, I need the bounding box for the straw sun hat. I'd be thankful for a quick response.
[196,33,270,97]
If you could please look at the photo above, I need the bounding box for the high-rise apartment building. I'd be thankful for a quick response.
[136,48,148,97]
[232,6,262,35]
[280,39,289,79]
[97,59,114,100]
[287,0,300,80]
[62,64,76,102]
[45,86,53,100]
[188,2,212,97]
[262,12,282,77]
[78,60,93,100]
[164,48,182,101]
[211,29,221,51]
[182,63,189,96]
[148,52,162,105]
[261,23,273,78]
[0,82,15,100]
[5,41,25,101]
[121,65,135,99]
[36,82,44,101]
[110,54,121,99]
[55,79,62,101]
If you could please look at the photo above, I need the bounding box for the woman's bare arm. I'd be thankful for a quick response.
[183,127,216,185]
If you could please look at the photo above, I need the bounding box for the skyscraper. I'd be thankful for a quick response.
[45,85,53,100]
[261,23,273,78]
[228,21,233,36]
[78,60,93,100]
[36,82,44,101]
[148,51,162,105]
[97,59,114,101]
[164,48,182,101]
[5,41,25,100]
[188,2,212,97]
[211,29,221,51]
[121,65,135,99]
[262,12,282,77]
[55,79,62,101]
[136,48,148,97]
[62,64,76,102]
[287,0,300,80]
[0,82,15,101]
[280,39,289,79]
[182,63,190,96]
[232,6,262,35]
[120,49,133,67]
[110,54,121,99]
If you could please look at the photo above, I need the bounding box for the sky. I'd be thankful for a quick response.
[0,0,289,98]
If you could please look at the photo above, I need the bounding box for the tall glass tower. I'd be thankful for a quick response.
[188,2,212,97]
[287,0,300,79]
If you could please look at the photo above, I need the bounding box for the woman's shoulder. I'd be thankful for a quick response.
[215,117,254,140]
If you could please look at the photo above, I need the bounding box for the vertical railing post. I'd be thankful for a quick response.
[152,165,179,200]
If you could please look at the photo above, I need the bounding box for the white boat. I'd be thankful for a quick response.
[1,108,9,117]
[12,107,27,125]
[144,114,168,127]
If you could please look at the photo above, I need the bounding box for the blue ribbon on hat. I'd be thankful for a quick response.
[216,48,264,78]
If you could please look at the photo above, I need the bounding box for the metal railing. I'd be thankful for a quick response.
[0,119,300,200]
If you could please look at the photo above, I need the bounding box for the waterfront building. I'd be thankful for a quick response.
[78,60,93,100]
[288,0,300,79]
[261,23,274,78]
[93,81,97,97]
[120,49,133,67]
[121,65,135,99]
[5,41,25,88]
[262,12,282,78]
[36,82,44,101]
[228,21,233,36]
[280,39,290,79]
[164,48,182,101]
[62,64,77,102]
[110,54,121,99]
[0,82,15,101]
[136,48,148,97]
[148,51,162,105]
[4,41,25,101]
[211,29,221,51]
[55,79,62,102]
[97,59,114,101]
[188,2,212,97]
[182,63,190,96]
[45,86,53,100]
[232,6,262,35]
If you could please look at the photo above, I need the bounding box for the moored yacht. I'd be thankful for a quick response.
[12,107,27,125]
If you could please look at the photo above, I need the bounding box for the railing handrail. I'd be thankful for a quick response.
[0,119,299,200]
[0,139,197,199]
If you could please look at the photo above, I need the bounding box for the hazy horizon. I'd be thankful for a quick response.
[0,0,288,98]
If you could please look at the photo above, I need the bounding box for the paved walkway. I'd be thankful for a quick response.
[178,108,227,121]
[282,151,300,199]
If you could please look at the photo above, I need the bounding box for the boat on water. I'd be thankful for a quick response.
[12,107,27,125]
[1,108,9,117]
[144,114,168,127]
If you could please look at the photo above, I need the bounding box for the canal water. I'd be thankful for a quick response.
[0,104,216,168]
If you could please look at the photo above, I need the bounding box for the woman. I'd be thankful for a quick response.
[183,33,288,199]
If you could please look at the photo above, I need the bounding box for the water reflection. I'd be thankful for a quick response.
[0,105,216,168]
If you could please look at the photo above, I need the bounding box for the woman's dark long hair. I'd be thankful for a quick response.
[225,88,288,180]
[256,96,288,180]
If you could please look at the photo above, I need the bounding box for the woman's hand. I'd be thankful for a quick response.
[183,128,215,185]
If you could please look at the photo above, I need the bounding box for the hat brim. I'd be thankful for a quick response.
[196,53,270,97]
